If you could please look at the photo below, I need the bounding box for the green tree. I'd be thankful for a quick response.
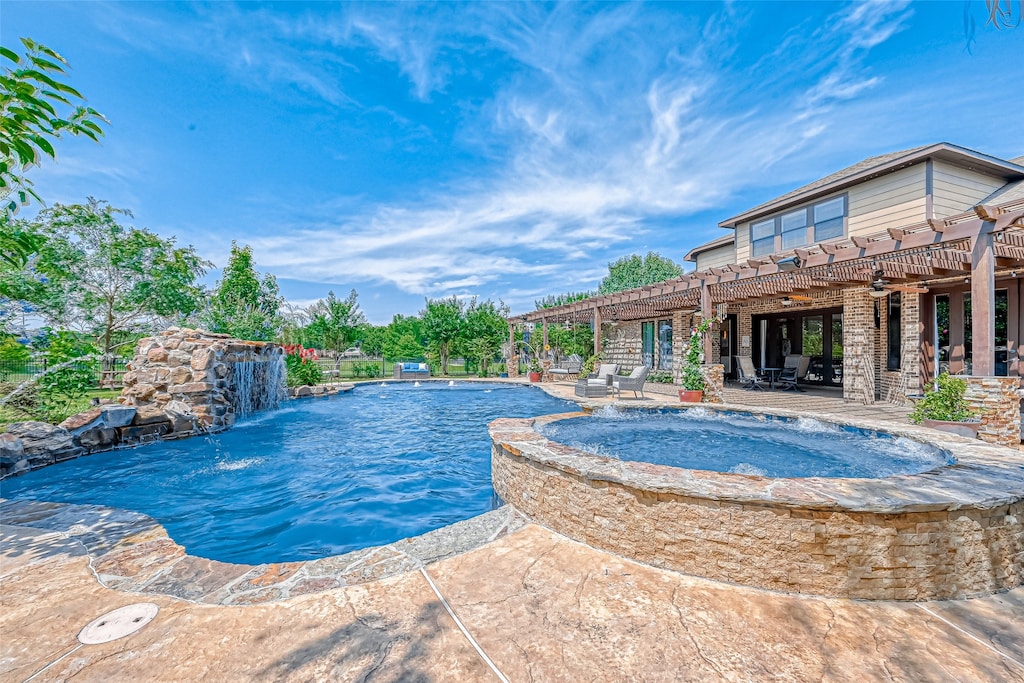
[302,289,366,351]
[381,314,425,360]
[421,297,464,374]
[598,251,683,294]
[547,323,595,359]
[461,298,509,376]
[1,38,108,216]
[535,290,597,309]
[357,324,387,357]
[3,200,208,355]
[205,242,283,341]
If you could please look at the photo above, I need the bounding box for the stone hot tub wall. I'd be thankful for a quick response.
[119,328,283,437]
[490,410,1024,601]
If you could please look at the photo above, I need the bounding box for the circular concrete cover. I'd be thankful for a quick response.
[78,603,160,645]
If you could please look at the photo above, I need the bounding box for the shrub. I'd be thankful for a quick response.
[909,372,977,424]
[283,345,323,387]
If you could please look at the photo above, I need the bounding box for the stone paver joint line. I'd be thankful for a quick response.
[916,604,1024,669]
[418,566,510,683]
[19,643,83,683]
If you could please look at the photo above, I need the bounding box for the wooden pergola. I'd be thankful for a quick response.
[512,200,1024,376]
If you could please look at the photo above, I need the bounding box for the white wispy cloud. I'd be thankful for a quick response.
[80,1,921,314]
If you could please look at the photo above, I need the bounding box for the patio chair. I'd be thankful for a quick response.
[735,356,767,391]
[611,365,650,399]
[777,355,810,391]
[549,353,583,381]
[574,363,618,398]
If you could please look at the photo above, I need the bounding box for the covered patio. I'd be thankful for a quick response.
[510,200,1024,445]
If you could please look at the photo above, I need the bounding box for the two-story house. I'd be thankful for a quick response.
[516,142,1024,413]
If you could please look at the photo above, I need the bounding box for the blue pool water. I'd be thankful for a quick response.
[1,382,573,564]
[539,407,953,479]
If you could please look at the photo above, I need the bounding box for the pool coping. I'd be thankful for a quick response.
[491,401,1024,514]
[0,498,529,605]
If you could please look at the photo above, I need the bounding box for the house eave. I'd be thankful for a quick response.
[718,143,1024,230]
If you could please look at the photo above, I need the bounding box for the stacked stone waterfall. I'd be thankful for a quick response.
[120,328,285,436]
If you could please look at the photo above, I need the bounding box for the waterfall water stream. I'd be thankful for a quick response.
[231,357,286,420]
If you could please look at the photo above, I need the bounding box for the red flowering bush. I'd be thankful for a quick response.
[283,345,323,386]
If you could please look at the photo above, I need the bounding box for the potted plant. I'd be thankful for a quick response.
[528,358,543,382]
[679,319,713,402]
[909,372,980,438]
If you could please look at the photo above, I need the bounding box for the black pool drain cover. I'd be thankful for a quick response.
[77,603,160,644]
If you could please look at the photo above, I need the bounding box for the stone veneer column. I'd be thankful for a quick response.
[899,293,922,398]
[671,310,688,384]
[699,364,724,403]
[843,289,876,404]
[965,376,1022,448]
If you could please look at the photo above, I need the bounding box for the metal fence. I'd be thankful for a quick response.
[0,358,129,388]
[306,357,506,383]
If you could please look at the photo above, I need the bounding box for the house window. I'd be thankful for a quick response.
[781,210,808,249]
[642,321,655,367]
[747,195,847,257]
[657,319,673,370]
[887,292,901,371]
[751,219,775,256]
[814,197,845,241]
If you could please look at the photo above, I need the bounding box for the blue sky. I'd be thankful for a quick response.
[4,1,1023,324]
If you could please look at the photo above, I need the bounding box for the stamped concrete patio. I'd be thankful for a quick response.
[2,380,1022,682]
[2,504,1022,682]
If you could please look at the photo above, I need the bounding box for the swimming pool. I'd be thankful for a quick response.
[0,382,573,564]
[537,407,953,478]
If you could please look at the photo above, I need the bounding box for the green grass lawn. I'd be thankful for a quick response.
[0,388,122,430]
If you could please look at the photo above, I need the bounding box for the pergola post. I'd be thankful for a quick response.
[507,321,519,378]
[542,317,549,355]
[970,225,996,376]
[593,306,602,356]
[700,281,713,362]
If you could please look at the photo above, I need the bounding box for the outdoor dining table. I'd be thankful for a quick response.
[761,367,783,389]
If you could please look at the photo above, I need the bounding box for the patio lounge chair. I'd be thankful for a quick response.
[777,355,810,391]
[575,363,619,398]
[612,365,650,399]
[735,356,767,391]
[549,353,583,381]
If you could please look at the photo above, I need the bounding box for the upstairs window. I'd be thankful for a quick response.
[781,210,808,249]
[814,197,845,241]
[747,195,847,257]
[751,219,775,256]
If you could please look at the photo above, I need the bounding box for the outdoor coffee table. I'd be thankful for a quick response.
[574,379,608,398]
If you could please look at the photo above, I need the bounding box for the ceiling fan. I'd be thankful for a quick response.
[780,294,813,306]
[869,270,929,297]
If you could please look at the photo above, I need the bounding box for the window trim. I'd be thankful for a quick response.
[747,193,848,258]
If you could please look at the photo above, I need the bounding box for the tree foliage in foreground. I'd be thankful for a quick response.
[1,38,107,216]
[2,199,209,355]
[204,242,283,342]
[598,251,683,294]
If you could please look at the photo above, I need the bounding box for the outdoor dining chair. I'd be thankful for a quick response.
[611,365,650,399]
[735,356,767,391]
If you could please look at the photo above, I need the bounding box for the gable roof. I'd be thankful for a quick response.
[719,142,1024,229]
[981,178,1024,205]
[684,234,734,263]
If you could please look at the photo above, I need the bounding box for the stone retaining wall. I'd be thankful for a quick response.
[490,412,1024,601]
[965,376,1022,448]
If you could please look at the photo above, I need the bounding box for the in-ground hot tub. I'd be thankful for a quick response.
[489,406,1024,601]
